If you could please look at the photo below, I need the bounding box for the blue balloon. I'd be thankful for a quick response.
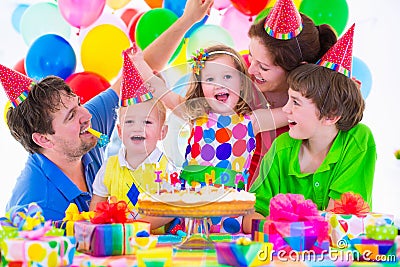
[172,73,191,97]
[185,15,209,38]
[163,0,186,17]
[11,4,29,33]
[26,34,76,81]
[352,56,372,99]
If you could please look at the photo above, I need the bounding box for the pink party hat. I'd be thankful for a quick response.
[120,49,153,106]
[317,23,355,77]
[0,63,34,108]
[264,0,303,40]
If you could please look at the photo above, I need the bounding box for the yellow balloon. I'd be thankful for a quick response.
[106,0,131,11]
[169,38,188,67]
[81,24,130,81]
[3,101,12,126]
[267,0,302,9]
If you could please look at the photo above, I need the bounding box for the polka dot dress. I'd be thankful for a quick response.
[184,112,256,171]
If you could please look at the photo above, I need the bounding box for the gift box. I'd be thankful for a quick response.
[1,235,76,267]
[252,219,329,254]
[350,236,397,262]
[215,238,272,267]
[74,220,150,256]
[252,194,330,255]
[366,223,397,240]
[53,203,95,237]
[324,212,394,247]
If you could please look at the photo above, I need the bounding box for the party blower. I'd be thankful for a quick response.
[87,128,110,148]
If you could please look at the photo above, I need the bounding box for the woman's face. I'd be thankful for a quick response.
[247,37,289,94]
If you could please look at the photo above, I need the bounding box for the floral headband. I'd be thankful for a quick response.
[188,48,241,75]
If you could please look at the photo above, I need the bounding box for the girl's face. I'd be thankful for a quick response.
[118,101,167,157]
[200,55,242,115]
[282,88,323,140]
[247,37,289,94]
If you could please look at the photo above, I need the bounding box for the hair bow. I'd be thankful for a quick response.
[188,48,208,75]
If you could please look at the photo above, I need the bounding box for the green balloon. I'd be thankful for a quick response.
[254,7,271,24]
[299,0,349,36]
[136,8,183,62]
[186,25,234,59]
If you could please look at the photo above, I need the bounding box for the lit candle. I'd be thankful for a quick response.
[242,170,249,191]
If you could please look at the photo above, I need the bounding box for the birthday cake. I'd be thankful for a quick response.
[138,186,255,217]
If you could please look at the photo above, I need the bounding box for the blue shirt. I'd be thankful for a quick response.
[6,89,119,220]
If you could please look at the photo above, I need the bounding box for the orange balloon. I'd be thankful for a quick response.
[144,0,163,9]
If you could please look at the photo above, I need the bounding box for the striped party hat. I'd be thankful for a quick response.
[0,63,34,108]
[120,48,153,107]
[264,0,303,40]
[316,23,355,77]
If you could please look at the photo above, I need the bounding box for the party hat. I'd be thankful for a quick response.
[316,23,355,77]
[0,63,34,108]
[120,49,153,107]
[264,0,303,40]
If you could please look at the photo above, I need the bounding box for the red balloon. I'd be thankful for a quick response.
[128,12,144,43]
[230,0,269,16]
[13,58,27,75]
[121,8,139,26]
[241,53,250,68]
[66,71,110,104]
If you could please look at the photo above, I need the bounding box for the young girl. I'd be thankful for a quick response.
[129,44,287,233]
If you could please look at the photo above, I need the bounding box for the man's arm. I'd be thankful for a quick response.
[143,0,213,71]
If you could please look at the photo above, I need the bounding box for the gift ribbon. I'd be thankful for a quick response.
[269,194,328,242]
[64,203,95,221]
[0,202,45,231]
[91,198,132,224]
[327,192,370,217]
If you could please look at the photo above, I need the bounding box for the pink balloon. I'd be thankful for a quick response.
[213,0,231,10]
[220,6,252,51]
[58,0,106,29]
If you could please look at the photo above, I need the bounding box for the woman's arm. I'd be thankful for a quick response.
[143,0,213,71]
[251,107,288,135]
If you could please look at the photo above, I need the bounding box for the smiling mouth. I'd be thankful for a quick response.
[215,93,229,102]
[288,120,297,126]
[253,76,266,84]
[131,136,145,141]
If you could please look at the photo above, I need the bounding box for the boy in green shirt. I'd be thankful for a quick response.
[243,24,376,233]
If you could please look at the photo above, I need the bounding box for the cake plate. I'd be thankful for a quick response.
[139,207,254,250]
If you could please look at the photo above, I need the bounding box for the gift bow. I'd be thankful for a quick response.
[91,198,131,224]
[0,202,45,231]
[327,192,370,217]
[269,194,328,242]
[269,193,322,222]
[64,203,95,221]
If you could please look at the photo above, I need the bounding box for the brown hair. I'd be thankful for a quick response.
[287,64,365,131]
[185,44,252,119]
[6,76,76,154]
[248,13,337,72]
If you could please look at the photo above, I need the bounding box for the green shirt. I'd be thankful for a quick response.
[250,123,376,216]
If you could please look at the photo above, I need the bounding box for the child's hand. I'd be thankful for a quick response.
[181,0,213,25]
[126,43,144,62]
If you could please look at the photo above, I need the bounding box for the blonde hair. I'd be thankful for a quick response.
[185,45,252,119]
[117,98,167,125]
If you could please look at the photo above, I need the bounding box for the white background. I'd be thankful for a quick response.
[0,0,399,217]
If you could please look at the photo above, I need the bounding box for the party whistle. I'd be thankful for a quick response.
[87,128,110,148]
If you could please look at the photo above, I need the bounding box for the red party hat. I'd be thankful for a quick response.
[0,63,34,108]
[317,24,355,77]
[264,0,303,40]
[120,49,153,106]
